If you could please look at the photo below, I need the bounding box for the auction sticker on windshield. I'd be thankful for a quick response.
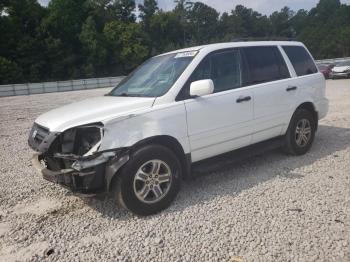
[175,51,198,58]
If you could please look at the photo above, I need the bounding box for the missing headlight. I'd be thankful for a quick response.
[57,123,103,157]
[41,123,104,171]
[75,126,103,156]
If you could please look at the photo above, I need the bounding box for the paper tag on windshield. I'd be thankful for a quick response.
[175,51,198,58]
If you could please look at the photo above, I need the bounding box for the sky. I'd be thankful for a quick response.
[38,0,350,15]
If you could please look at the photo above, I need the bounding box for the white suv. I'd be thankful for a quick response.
[29,41,328,216]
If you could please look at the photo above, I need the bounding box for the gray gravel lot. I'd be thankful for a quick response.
[0,80,349,261]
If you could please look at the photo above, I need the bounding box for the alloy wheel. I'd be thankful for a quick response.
[133,160,172,204]
[295,118,312,147]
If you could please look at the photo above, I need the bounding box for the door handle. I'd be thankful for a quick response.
[236,96,251,103]
[286,86,297,92]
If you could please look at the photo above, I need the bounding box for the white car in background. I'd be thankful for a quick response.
[29,41,328,216]
[331,60,350,79]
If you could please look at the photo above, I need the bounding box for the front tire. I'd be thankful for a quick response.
[283,109,316,155]
[115,144,182,216]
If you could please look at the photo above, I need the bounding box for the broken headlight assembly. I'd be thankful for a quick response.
[60,123,103,157]
[43,123,107,171]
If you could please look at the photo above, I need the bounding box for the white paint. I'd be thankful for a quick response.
[185,87,254,162]
[35,96,155,132]
[189,79,214,97]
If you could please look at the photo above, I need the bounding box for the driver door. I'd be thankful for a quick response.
[182,49,254,162]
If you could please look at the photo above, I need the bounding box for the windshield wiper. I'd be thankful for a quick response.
[104,92,131,97]
[115,93,144,97]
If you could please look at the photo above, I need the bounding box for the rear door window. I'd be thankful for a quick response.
[282,46,318,76]
[242,46,290,85]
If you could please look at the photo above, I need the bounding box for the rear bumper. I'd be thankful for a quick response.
[32,153,108,194]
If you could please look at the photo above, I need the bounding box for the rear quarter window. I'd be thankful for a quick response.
[282,46,318,76]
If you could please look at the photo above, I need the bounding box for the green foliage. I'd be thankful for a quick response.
[138,0,158,26]
[270,7,295,37]
[340,26,350,56]
[188,2,219,44]
[138,0,158,53]
[0,0,350,84]
[104,21,148,72]
[0,57,23,84]
[148,11,184,53]
[111,0,136,22]
[297,0,350,58]
[230,5,270,37]
[79,16,108,76]
[43,0,87,41]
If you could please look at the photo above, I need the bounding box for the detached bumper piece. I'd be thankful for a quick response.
[32,154,106,194]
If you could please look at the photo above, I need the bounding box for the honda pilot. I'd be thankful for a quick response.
[29,41,328,216]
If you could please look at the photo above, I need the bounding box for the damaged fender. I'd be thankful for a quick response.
[99,102,191,155]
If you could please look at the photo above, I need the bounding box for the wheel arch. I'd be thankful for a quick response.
[295,102,318,130]
[108,135,192,191]
[129,135,192,181]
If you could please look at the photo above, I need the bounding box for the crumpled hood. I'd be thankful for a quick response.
[35,96,155,132]
[332,66,350,73]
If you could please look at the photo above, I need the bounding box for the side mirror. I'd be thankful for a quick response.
[190,79,214,97]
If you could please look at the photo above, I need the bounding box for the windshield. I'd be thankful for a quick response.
[337,60,350,66]
[108,52,197,97]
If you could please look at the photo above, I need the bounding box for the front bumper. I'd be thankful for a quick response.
[29,122,130,194]
[32,153,107,194]
[32,151,130,194]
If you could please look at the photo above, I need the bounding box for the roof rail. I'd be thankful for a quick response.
[231,37,297,42]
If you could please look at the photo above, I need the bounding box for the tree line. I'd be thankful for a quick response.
[0,0,350,84]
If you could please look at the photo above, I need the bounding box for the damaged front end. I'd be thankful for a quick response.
[28,123,128,194]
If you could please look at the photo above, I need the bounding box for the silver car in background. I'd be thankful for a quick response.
[331,60,350,79]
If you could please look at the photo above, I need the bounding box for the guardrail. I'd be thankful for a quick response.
[0,76,124,97]
[315,57,350,64]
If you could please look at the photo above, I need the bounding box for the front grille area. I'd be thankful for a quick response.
[34,124,49,144]
[28,123,50,150]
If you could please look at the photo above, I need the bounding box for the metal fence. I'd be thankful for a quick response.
[315,57,350,64]
[0,76,124,97]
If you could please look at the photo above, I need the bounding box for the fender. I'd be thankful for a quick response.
[99,101,191,155]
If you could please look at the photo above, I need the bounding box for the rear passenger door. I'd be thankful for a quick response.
[183,49,254,162]
[241,46,294,144]
[281,45,323,121]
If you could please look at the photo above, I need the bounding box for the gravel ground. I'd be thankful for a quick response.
[0,80,349,262]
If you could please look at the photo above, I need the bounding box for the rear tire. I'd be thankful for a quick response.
[114,144,182,216]
[282,109,316,155]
